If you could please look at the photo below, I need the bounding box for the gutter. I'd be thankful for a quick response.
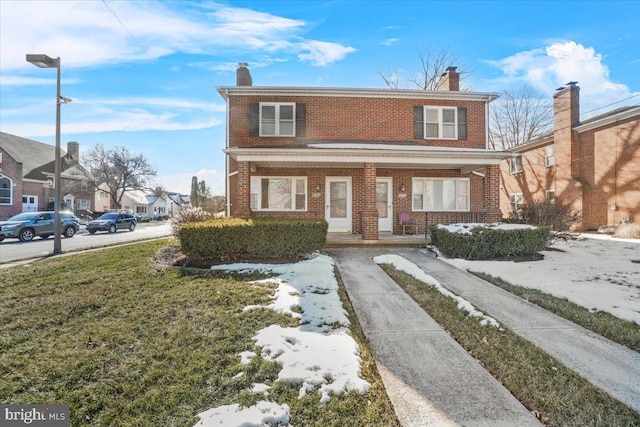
[225,88,230,217]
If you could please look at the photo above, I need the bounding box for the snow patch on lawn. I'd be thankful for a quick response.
[194,254,370,426]
[374,254,502,329]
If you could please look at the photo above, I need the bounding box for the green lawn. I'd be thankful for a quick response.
[0,240,398,426]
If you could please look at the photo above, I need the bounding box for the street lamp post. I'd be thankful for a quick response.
[26,54,70,254]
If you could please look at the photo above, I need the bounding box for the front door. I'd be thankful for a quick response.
[376,178,393,232]
[22,195,38,212]
[325,177,352,232]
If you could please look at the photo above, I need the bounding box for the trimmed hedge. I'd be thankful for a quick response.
[430,224,550,260]
[178,217,328,259]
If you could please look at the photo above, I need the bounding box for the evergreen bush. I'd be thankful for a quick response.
[178,217,328,259]
[430,224,550,260]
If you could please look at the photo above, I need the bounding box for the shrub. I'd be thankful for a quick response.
[614,223,640,239]
[509,197,579,231]
[430,223,551,260]
[170,207,212,236]
[178,217,328,259]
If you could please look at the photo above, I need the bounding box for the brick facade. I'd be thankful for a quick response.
[500,83,640,229]
[221,64,506,239]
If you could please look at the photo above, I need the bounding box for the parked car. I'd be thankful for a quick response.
[87,212,137,234]
[0,211,80,242]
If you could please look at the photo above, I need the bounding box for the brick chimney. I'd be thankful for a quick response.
[437,66,459,91]
[236,62,252,87]
[66,141,79,163]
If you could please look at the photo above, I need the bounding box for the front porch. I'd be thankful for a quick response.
[325,232,428,247]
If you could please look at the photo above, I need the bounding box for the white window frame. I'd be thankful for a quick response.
[510,154,523,174]
[250,176,307,212]
[77,199,91,210]
[545,145,555,167]
[509,193,523,212]
[0,175,13,205]
[411,178,470,212]
[423,106,458,140]
[259,102,296,137]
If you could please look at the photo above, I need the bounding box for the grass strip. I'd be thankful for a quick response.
[470,271,640,352]
[0,239,398,426]
[380,264,640,427]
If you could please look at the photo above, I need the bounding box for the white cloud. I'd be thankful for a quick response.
[488,41,639,116]
[380,38,400,46]
[0,1,355,71]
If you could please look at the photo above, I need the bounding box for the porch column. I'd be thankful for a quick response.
[482,165,502,223]
[236,161,251,217]
[362,162,379,240]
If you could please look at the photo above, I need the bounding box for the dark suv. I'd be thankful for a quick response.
[0,211,80,242]
[87,212,137,234]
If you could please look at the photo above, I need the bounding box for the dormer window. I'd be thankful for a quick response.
[260,103,295,137]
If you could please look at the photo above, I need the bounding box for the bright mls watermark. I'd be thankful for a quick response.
[1,405,69,426]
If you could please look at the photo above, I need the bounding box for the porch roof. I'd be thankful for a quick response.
[225,141,511,173]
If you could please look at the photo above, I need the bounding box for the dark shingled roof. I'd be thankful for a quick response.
[0,132,71,181]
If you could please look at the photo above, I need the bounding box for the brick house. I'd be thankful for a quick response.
[500,82,640,230]
[0,132,95,220]
[218,64,511,239]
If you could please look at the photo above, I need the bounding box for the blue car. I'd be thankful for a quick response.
[86,212,137,234]
[0,211,80,242]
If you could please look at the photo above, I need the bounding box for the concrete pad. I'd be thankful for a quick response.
[330,248,541,426]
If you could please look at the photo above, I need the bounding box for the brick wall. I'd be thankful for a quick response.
[229,95,487,149]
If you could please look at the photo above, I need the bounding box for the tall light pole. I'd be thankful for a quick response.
[26,54,70,254]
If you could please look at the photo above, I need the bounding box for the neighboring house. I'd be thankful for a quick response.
[166,192,191,216]
[94,182,113,214]
[500,82,640,230]
[0,132,95,220]
[120,189,150,216]
[217,63,510,239]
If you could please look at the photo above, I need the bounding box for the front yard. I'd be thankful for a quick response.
[0,239,397,426]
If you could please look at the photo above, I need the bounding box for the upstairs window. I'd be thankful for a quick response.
[0,175,12,205]
[510,154,523,174]
[545,145,555,167]
[414,106,467,140]
[250,176,307,211]
[260,103,295,136]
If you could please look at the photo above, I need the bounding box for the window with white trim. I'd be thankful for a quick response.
[545,190,556,203]
[510,154,523,174]
[250,177,307,211]
[77,199,91,210]
[509,193,523,212]
[412,178,469,211]
[424,107,458,139]
[545,145,555,167]
[260,103,295,136]
[0,175,12,205]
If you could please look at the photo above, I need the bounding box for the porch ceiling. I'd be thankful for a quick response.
[225,144,512,172]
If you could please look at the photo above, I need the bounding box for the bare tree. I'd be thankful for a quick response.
[489,83,553,150]
[82,144,157,209]
[378,46,466,90]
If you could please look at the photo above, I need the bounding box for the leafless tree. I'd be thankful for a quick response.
[489,83,553,150]
[378,46,467,90]
[82,144,157,209]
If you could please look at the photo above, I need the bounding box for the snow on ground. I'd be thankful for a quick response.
[194,254,370,427]
[437,223,537,234]
[374,254,501,329]
[436,234,640,325]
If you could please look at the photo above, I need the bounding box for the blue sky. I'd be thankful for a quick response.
[1,1,638,196]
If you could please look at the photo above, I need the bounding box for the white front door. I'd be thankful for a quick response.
[22,195,38,212]
[376,178,393,232]
[325,177,352,232]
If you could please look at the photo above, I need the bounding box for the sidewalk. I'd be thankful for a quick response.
[330,247,541,427]
[395,247,640,413]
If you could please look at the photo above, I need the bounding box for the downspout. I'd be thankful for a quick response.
[225,88,231,217]
[485,98,491,150]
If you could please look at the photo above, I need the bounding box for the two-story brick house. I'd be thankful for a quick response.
[500,82,640,230]
[218,64,510,239]
[0,132,95,220]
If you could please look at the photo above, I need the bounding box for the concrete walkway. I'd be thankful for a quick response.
[330,247,541,427]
